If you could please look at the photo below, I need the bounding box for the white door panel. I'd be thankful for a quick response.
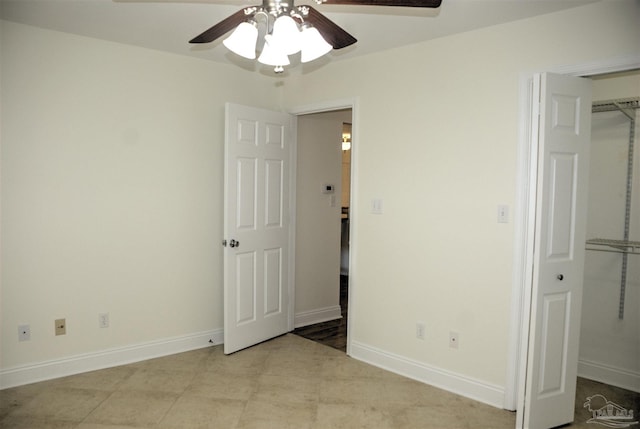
[523,73,591,429]
[224,103,294,354]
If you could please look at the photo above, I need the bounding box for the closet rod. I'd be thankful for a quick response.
[586,238,640,255]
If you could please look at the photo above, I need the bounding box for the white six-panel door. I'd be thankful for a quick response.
[224,103,294,354]
[523,73,592,429]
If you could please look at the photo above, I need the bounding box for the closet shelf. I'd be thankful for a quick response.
[592,97,639,113]
[586,238,640,255]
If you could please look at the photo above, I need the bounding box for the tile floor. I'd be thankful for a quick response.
[0,334,637,428]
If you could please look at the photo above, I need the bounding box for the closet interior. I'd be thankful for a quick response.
[579,70,639,396]
[585,97,639,320]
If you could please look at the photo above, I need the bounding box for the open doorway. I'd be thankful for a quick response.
[292,108,353,353]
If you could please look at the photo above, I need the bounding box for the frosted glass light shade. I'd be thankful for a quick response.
[271,15,301,55]
[223,22,258,59]
[300,26,332,63]
[258,35,290,66]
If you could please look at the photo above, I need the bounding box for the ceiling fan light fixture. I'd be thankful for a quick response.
[300,26,332,63]
[192,0,442,73]
[258,35,291,67]
[222,21,258,59]
[271,15,302,55]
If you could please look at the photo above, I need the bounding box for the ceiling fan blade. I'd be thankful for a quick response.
[303,6,357,49]
[320,0,441,7]
[189,7,256,44]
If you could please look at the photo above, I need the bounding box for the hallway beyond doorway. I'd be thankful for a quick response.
[293,275,348,352]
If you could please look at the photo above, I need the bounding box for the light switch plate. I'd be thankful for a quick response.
[497,204,509,223]
[371,198,383,214]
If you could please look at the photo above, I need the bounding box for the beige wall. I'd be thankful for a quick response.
[283,0,640,391]
[0,21,281,370]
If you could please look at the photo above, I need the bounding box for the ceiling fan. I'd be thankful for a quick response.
[189,0,442,73]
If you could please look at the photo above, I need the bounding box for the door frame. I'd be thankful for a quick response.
[504,54,640,418]
[289,97,359,356]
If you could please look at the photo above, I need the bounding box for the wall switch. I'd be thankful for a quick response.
[497,204,509,223]
[99,313,110,328]
[416,322,425,340]
[371,198,383,214]
[449,331,459,349]
[55,318,66,336]
[18,325,31,341]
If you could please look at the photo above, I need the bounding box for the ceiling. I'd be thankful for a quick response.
[0,0,598,72]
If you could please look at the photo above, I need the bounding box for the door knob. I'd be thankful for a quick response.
[557,274,564,280]
[229,239,239,248]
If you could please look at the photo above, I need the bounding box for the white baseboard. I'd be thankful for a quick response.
[0,329,223,390]
[294,305,342,328]
[578,359,640,393]
[349,340,505,409]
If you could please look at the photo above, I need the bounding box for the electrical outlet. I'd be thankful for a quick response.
[416,322,425,340]
[99,313,109,328]
[55,318,66,336]
[18,325,31,341]
[449,331,459,349]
